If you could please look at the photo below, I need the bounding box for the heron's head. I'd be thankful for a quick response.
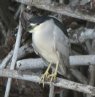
[27,16,51,33]
[27,23,38,33]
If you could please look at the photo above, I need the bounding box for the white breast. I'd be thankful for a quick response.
[32,19,59,63]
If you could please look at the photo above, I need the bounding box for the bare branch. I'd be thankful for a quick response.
[78,28,95,43]
[70,28,95,43]
[16,54,95,70]
[15,0,95,23]
[70,55,95,65]
[0,69,95,96]
[16,58,46,70]
[0,43,33,69]
[16,58,88,84]
[4,8,23,97]
[0,50,13,69]
[49,83,54,97]
[70,69,88,84]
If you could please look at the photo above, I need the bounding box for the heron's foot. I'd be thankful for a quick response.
[40,70,50,87]
[40,63,58,86]
[40,63,52,87]
[48,71,57,82]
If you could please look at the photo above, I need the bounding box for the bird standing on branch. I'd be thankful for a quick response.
[27,16,70,85]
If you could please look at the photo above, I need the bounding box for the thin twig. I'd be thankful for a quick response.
[4,6,23,97]
[70,69,88,84]
[0,43,33,69]
[86,36,95,97]
[0,50,13,69]
[14,5,22,19]
[70,28,95,43]
[49,83,54,97]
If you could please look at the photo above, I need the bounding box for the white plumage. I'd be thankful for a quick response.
[28,16,70,82]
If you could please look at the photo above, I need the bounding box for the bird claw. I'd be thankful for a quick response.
[40,71,57,87]
[40,71,49,87]
[47,73,57,82]
[40,63,58,87]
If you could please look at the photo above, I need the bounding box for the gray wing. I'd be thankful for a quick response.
[53,25,70,76]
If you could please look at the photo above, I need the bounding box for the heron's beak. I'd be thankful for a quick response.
[27,25,33,33]
[27,23,37,33]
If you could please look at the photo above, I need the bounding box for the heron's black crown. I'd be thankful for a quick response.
[29,16,68,37]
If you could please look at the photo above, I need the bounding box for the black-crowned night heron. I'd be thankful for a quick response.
[27,16,70,84]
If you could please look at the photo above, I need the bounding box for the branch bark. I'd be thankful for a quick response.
[16,54,95,70]
[70,28,95,43]
[0,50,13,69]
[0,69,95,96]
[16,58,88,84]
[0,43,33,69]
[49,83,54,97]
[4,7,23,97]
[70,55,95,65]
[15,0,95,23]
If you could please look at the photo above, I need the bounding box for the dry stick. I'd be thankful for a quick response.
[0,50,13,69]
[59,0,64,4]
[0,21,6,40]
[70,69,88,84]
[0,69,95,96]
[85,32,94,97]
[49,83,54,97]
[85,40,92,54]
[14,5,22,19]
[81,29,95,41]
[90,40,95,97]
[0,43,33,69]
[86,40,95,97]
[59,91,63,97]
[16,58,46,70]
[15,0,95,23]
[70,55,95,65]
[16,54,95,68]
[17,44,33,59]
[4,16,22,97]
[16,58,88,84]
[87,65,95,97]
[71,28,95,43]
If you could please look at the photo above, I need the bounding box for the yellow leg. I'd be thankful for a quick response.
[40,63,51,86]
[48,63,59,82]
